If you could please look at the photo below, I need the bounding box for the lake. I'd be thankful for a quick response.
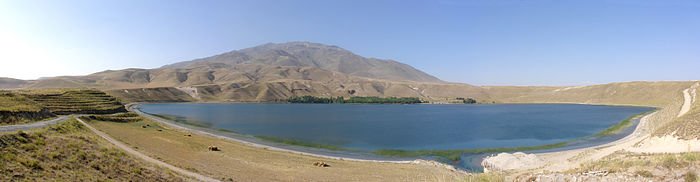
[138,103,653,151]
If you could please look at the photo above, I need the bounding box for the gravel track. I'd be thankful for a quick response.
[0,116,70,132]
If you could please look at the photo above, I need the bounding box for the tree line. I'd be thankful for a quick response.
[285,96,423,104]
[456,97,477,104]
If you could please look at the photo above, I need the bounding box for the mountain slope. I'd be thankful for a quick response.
[0,77,29,89]
[162,42,443,83]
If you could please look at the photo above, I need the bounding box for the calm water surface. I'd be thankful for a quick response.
[139,103,653,151]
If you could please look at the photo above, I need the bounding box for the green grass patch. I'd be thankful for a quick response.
[285,95,423,104]
[595,109,656,136]
[254,134,568,162]
[81,112,142,123]
[215,128,240,134]
[254,135,354,151]
[373,141,569,161]
[0,92,44,112]
[148,113,212,128]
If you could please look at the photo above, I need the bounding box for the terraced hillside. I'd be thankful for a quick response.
[0,89,126,125]
[0,92,55,125]
[21,89,127,115]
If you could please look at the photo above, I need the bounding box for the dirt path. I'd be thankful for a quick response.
[678,88,692,117]
[0,116,69,132]
[76,117,220,182]
[627,83,700,153]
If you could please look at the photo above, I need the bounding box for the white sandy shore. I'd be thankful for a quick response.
[484,83,700,177]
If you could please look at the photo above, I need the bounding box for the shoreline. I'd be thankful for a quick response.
[129,99,662,109]
[129,102,654,172]
[483,108,659,174]
[128,104,421,164]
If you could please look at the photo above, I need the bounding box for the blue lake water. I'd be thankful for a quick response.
[138,103,653,151]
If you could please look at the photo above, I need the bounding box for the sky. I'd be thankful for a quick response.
[0,0,698,86]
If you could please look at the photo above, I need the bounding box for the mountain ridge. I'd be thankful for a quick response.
[161,42,443,83]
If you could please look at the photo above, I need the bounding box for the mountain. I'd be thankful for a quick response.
[0,77,29,89]
[6,42,467,102]
[162,42,443,83]
[3,42,696,108]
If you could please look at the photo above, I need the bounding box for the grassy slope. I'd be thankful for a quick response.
[0,118,185,181]
[487,81,693,107]
[0,92,43,112]
[24,89,126,114]
[654,95,700,139]
[0,92,55,125]
[568,151,700,181]
[1,89,126,125]
[88,117,469,181]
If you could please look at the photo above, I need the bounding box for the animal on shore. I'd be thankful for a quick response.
[312,161,329,167]
[208,146,219,151]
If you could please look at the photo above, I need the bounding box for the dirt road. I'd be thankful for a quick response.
[0,116,69,132]
[76,117,220,182]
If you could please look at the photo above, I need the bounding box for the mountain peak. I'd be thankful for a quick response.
[162,42,442,83]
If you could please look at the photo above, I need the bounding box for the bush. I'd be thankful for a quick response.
[456,97,477,104]
[286,96,423,104]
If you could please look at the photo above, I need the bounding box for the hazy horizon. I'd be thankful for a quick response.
[1,0,698,86]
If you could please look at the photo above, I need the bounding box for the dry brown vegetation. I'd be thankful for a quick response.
[1,89,126,125]
[88,117,469,181]
[23,89,126,114]
[569,151,700,181]
[0,92,44,112]
[0,118,186,181]
[486,81,693,107]
[0,92,55,125]
[654,97,700,140]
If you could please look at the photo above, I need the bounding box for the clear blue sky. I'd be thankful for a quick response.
[1,0,698,85]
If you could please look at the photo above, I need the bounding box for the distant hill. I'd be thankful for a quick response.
[6,42,465,102]
[161,42,443,83]
[0,77,29,89]
[1,42,697,109]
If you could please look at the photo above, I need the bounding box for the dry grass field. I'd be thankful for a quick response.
[0,118,187,181]
[88,117,471,182]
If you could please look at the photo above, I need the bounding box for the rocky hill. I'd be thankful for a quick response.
[162,42,442,83]
[0,42,696,107]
